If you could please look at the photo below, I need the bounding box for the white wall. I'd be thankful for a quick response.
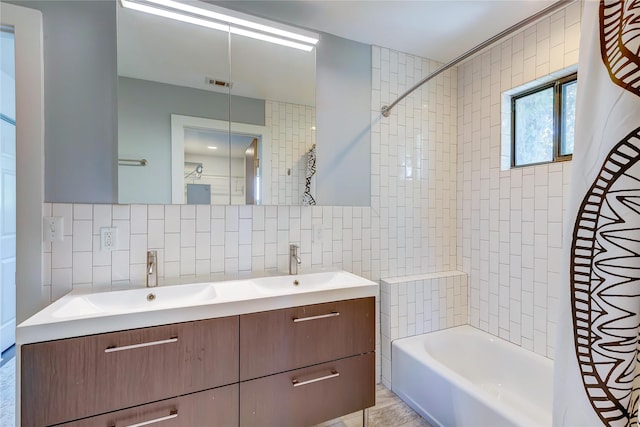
[457,2,581,358]
[316,33,371,206]
[16,0,119,204]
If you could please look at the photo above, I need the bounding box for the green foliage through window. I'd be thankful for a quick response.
[511,73,576,167]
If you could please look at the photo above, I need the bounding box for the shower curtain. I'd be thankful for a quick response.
[302,144,316,206]
[553,1,640,426]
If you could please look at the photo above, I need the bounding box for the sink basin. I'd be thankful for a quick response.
[19,270,378,345]
[48,271,366,319]
[52,282,218,318]
[252,271,365,294]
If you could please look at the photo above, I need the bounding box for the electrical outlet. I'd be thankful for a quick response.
[43,217,64,242]
[100,227,118,251]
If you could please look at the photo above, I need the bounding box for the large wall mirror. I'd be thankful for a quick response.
[117,1,316,205]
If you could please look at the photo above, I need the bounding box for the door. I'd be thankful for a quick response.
[0,0,45,357]
[0,26,17,355]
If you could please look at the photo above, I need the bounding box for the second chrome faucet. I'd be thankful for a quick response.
[147,250,158,287]
[289,244,301,275]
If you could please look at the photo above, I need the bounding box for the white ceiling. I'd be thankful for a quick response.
[213,0,559,63]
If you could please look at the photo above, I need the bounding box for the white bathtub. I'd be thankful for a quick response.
[391,325,553,427]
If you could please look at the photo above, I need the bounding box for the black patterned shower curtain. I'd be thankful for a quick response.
[302,144,316,206]
[554,1,640,426]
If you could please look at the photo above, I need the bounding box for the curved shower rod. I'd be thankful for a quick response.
[381,0,575,118]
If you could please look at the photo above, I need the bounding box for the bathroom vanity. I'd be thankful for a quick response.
[17,271,377,427]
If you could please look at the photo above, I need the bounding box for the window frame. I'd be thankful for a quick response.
[510,72,577,168]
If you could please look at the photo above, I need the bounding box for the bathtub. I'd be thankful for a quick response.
[391,325,553,427]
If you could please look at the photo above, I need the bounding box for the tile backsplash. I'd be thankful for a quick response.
[43,203,375,300]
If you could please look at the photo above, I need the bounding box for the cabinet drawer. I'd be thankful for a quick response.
[240,297,374,380]
[21,316,239,427]
[59,384,239,427]
[240,352,375,427]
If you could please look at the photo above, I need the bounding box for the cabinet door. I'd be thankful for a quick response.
[240,297,374,380]
[21,316,239,426]
[59,384,239,427]
[240,352,375,427]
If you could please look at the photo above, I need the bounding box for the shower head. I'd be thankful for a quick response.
[185,163,204,179]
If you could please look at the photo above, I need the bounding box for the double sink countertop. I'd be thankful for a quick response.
[17,270,379,344]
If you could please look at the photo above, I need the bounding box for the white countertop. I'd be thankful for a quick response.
[17,270,379,345]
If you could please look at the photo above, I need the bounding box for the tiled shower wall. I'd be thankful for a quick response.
[371,46,459,387]
[263,101,316,206]
[457,2,581,358]
[371,47,457,279]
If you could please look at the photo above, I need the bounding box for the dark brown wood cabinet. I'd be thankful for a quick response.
[59,384,239,427]
[239,297,376,426]
[21,316,239,426]
[20,296,375,427]
[239,297,375,381]
[240,353,375,427]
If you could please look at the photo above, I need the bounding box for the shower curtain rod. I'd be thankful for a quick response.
[381,0,575,118]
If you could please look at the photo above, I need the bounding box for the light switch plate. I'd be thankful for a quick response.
[43,217,64,242]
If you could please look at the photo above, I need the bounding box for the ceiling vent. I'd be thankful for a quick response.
[205,77,233,89]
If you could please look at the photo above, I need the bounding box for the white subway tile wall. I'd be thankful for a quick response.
[371,46,458,279]
[380,271,468,388]
[457,3,581,358]
[43,204,377,291]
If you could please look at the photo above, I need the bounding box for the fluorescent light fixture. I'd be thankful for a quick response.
[230,27,315,52]
[120,0,318,51]
[207,146,217,150]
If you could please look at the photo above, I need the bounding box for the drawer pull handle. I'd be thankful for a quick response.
[105,337,178,353]
[292,370,340,387]
[121,410,178,427]
[292,312,340,323]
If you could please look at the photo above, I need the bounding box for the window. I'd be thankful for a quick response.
[511,73,576,167]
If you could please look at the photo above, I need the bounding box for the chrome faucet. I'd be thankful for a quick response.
[289,244,301,275]
[146,250,158,287]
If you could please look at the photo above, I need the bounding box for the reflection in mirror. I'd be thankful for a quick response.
[117,3,231,204]
[230,32,316,206]
[117,1,317,205]
[183,129,252,206]
[170,115,266,205]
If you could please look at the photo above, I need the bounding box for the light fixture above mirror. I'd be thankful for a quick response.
[120,0,319,51]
